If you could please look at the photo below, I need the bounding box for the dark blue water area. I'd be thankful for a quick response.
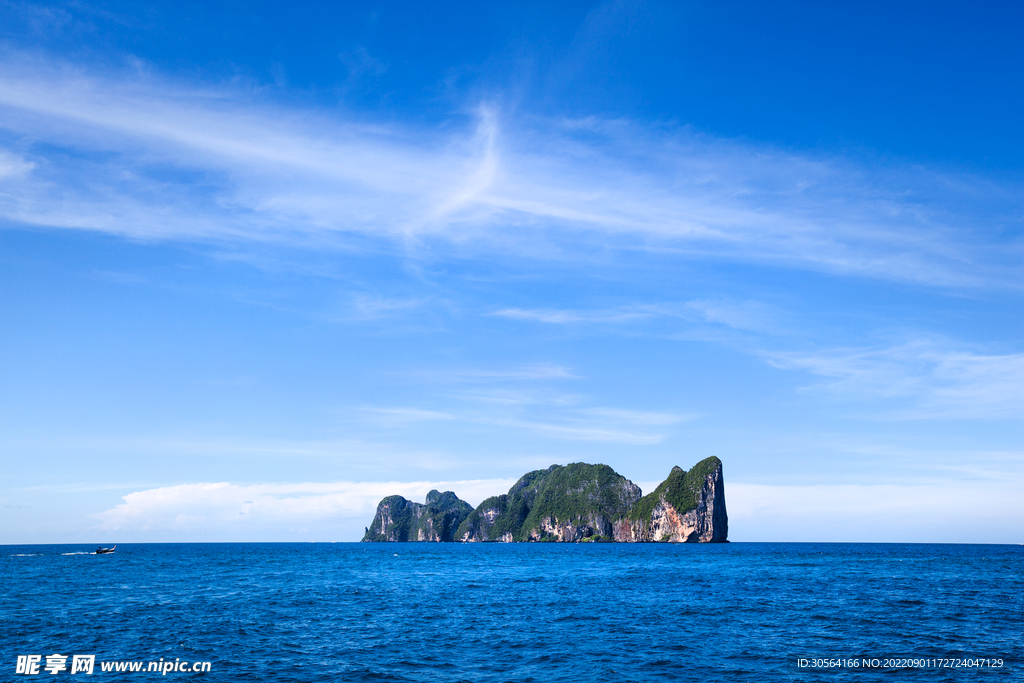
[2,543,1021,682]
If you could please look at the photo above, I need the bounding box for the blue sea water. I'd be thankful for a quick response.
[2,543,1021,681]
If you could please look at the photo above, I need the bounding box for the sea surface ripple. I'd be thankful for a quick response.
[2,543,1021,681]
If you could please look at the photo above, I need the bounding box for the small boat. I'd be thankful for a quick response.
[95,545,116,554]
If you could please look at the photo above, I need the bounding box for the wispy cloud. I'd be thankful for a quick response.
[0,148,34,177]
[681,299,783,334]
[444,387,585,407]
[766,341,1024,419]
[349,294,431,320]
[0,434,459,471]
[407,363,578,383]
[356,407,456,423]
[481,404,699,444]
[481,417,666,445]
[575,407,699,425]
[0,56,1019,288]
[490,307,651,324]
[490,299,784,334]
[366,360,696,444]
[352,401,694,445]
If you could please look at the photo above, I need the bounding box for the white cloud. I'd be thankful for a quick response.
[727,481,1024,543]
[0,149,34,178]
[93,478,517,535]
[767,341,1024,419]
[0,57,1018,288]
[90,477,1024,543]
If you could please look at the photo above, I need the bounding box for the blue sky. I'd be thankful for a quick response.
[1,0,1021,543]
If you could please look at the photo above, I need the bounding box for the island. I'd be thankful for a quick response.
[362,456,727,543]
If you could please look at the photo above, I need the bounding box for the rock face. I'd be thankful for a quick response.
[456,463,642,542]
[361,490,473,542]
[615,457,727,543]
[362,457,728,543]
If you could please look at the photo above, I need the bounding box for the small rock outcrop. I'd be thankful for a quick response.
[361,490,473,542]
[361,457,728,543]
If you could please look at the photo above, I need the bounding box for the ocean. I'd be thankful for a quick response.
[3,543,1021,681]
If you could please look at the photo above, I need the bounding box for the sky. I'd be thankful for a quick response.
[0,0,1021,544]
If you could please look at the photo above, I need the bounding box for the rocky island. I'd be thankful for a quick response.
[362,489,474,542]
[362,456,727,543]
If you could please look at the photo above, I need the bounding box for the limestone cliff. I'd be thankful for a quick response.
[456,463,642,542]
[361,489,473,542]
[362,457,728,543]
[616,457,727,543]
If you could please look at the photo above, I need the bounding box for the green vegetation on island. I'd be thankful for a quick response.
[363,457,728,543]
[455,463,642,542]
[628,456,723,521]
[361,489,473,542]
